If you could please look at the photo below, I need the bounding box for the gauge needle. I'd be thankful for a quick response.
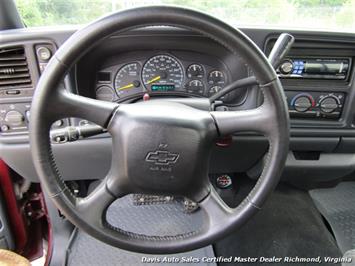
[147,75,161,84]
[117,83,134,91]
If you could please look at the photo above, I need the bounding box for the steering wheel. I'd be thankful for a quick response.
[30,6,289,254]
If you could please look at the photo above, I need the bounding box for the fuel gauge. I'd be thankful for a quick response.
[96,86,115,102]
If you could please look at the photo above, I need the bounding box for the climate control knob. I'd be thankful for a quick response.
[320,96,339,113]
[293,95,313,112]
[4,110,24,126]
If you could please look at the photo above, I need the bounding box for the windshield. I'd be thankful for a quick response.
[15,0,355,33]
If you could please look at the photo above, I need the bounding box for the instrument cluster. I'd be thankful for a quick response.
[95,53,230,102]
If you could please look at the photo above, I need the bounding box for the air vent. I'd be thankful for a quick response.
[0,47,31,89]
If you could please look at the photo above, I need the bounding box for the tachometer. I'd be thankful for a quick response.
[142,55,184,91]
[114,63,142,97]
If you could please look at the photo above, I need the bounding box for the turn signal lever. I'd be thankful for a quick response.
[210,33,294,102]
[50,125,106,143]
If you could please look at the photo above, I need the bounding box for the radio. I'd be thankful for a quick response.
[285,91,345,120]
[277,58,350,80]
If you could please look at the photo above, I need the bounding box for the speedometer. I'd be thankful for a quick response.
[142,55,184,91]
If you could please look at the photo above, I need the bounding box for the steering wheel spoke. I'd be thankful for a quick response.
[199,186,233,228]
[53,90,118,128]
[211,102,274,136]
[75,180,116,227]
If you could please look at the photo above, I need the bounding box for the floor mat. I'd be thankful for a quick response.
[310,181,355,254]
[214,180,342,266]
[66,194,216,266]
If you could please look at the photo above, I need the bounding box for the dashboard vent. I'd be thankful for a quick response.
[0,47,31,89]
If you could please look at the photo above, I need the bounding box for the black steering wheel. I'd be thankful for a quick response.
[30,6,289,254]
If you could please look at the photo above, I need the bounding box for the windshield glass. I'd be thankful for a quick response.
[15,0,355,32]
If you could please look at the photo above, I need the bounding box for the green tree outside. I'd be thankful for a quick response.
[14,0,355,32]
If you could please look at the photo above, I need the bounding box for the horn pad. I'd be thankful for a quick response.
[108,101,217,201]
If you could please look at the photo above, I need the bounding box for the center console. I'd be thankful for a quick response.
[261,35,355,186]
[272,53,352,123]
[275,55,351,121]
[285,91,345,119]
[275,55,352,121]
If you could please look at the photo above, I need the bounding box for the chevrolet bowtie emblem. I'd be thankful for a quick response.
[145,150,179,165]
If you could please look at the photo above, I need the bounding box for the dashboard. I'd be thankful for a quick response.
[2,26,355,187]
[94,51,231,102]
